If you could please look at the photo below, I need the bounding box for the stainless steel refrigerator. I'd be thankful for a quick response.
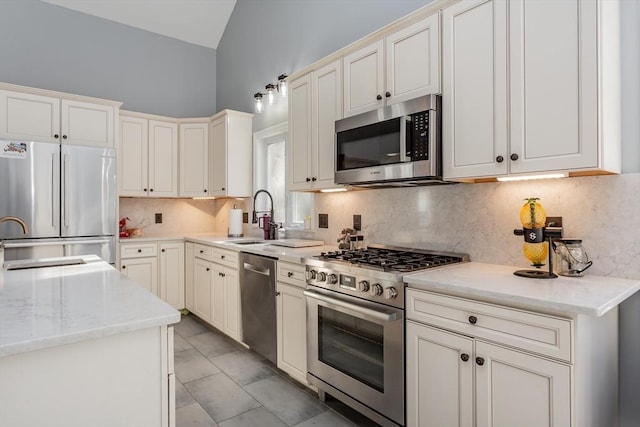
[0,140,117,263]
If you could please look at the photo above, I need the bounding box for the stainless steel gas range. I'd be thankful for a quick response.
[303,244,468,427]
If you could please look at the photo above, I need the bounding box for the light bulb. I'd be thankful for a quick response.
[265,83,276,106]
[254,93,264,114]
[278,74,288,99]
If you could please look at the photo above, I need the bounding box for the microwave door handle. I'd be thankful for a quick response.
[400,116,411,162]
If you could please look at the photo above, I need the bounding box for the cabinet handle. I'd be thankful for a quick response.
[311,177,317,182]
[275,291,281,296]
[287,272,293,278]
[206,267,210,271]
[476,357,485,366]
[306,177,311,182]
[468,315,478,325]
[137,249,142,253]
[62,135,67,140]
[54,134,59,139]
[122,265,126,269]
[218,272,223,277]
[385,91,391,98]
[376,94,382,100]
[510,153,519,161]
[460,353,470,362]
[496,155,504,163]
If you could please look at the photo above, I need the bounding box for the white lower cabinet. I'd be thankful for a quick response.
[159,242,185,310]
[121,256,159,296]
[276,261,308,385]
[193,257,213,324]
[406,288,618,427]
[185,242,195,311]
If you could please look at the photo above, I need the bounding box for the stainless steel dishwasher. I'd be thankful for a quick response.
[239,252,278,364]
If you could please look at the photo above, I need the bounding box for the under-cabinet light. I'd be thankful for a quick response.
[319,188,348,193]
[497,173,568,182]
[192,196,217,200]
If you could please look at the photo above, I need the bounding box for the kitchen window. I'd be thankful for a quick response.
[254,123,313,226]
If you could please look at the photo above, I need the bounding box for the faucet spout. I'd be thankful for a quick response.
[251,190,274,224]
[0,216,28,234]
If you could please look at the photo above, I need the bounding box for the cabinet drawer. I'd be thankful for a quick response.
[211,247,238,269]
[406,289,573,362]
[277,261,306,288]
[120,243,158,259]
[194,243,214,261]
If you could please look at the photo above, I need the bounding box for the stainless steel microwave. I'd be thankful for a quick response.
[334,94,448,187]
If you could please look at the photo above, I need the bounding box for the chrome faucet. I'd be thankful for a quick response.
[0,216,29,266]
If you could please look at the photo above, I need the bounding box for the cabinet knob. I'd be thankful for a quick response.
[468,315,478,325]
[496,155,504,163]
[221,187,225,191]
[143,188,148,192]
[476,357,485,366]
[122,265,126,269]
[287,272,293,278]
[385,91,391,98]
[460,353,470,362]
[161,249,165,252]
[510,153,519,161]
[206,267,210,272]
[275,291,281,296]
[311,177,317,182]
[200,250,204,254]
[376,94,382,100]
[218,272,223,277]
[54,134,59,139]
[221,255,225,259]
[204,189,207,193]
[306,177,311,182]
[137,249,142,253]
[62,135,67,139]
[150,188,154,192]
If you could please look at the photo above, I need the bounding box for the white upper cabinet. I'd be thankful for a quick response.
[288,60,344,192]
[343,13,441,118]
[209,110,253,198]
[179,122,209,197]
[385,13,441,105]
[119,114,178,197]
[0,88,117,148]
[343,40,385,117]
[443,0,621,181]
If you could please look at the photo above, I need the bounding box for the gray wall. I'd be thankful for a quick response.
[216,0,430,130]
[0,0,217,117]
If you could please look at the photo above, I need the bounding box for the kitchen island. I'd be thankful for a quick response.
[0,255,180,427]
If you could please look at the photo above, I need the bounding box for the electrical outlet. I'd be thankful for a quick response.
[353,214,362,231]
[242,212,249,224]
[155,213,162,224]
[318,213,329,229]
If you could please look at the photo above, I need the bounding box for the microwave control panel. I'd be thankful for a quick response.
[410,110,430,160]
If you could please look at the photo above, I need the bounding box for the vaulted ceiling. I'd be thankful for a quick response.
[41,0,237,49]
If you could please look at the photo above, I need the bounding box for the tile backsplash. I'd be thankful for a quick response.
[119,198,218,235]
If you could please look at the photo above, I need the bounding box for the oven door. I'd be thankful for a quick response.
[304,287,404,426]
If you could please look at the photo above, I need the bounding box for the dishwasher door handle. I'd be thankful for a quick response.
[243,263,271,276]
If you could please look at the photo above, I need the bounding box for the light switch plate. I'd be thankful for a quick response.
[318,213,329,229]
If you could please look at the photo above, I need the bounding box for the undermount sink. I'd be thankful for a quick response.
[3,257,87,271]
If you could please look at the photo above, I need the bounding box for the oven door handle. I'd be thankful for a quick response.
[303,289,398,322]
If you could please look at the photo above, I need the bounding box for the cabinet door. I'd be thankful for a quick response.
[276,282,308,385]
[0,90,60,142]
[210,117,227,196]
[159,242,185,310]
[508,0,598,174]
[61,99,114,147]
[224,112,254,197]
[210,263,225,332]
[343,39,384,117]
[475,341,571,427]
[119,116,148,197]
[312,60,343,190]
[121,257,159,297]
[288,74,313,191]
[442,0,508,180]
[185,243,195,311]
[406,321,473,427]
[386,13,440,105]
[149,120,178,197]
[179,123,209,197]
[223,267,241,341]
[193,258,213,323]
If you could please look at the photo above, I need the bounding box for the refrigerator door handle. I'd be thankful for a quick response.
[62,153,68,229]
[52,153,56,227]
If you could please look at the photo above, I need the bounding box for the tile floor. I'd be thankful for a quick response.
[173,315,378,427]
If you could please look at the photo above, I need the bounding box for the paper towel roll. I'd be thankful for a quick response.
[228,207,243,237]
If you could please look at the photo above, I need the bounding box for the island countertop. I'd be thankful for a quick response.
[404,262,640,316]
[0,255,180,357]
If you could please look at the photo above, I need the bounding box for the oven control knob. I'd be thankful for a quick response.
[317,272,327,282]
[308,269,317,280]
[327,273,338,284]
[384,287,398,300]
[357,280,370,292]
[370,283,383,296]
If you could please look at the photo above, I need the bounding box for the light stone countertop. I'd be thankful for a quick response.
[404,262,640,316]
[0,255,180,357]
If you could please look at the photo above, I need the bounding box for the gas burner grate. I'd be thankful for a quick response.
[317,247,466,272]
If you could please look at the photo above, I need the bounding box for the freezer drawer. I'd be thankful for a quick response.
[2,237,116,264]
